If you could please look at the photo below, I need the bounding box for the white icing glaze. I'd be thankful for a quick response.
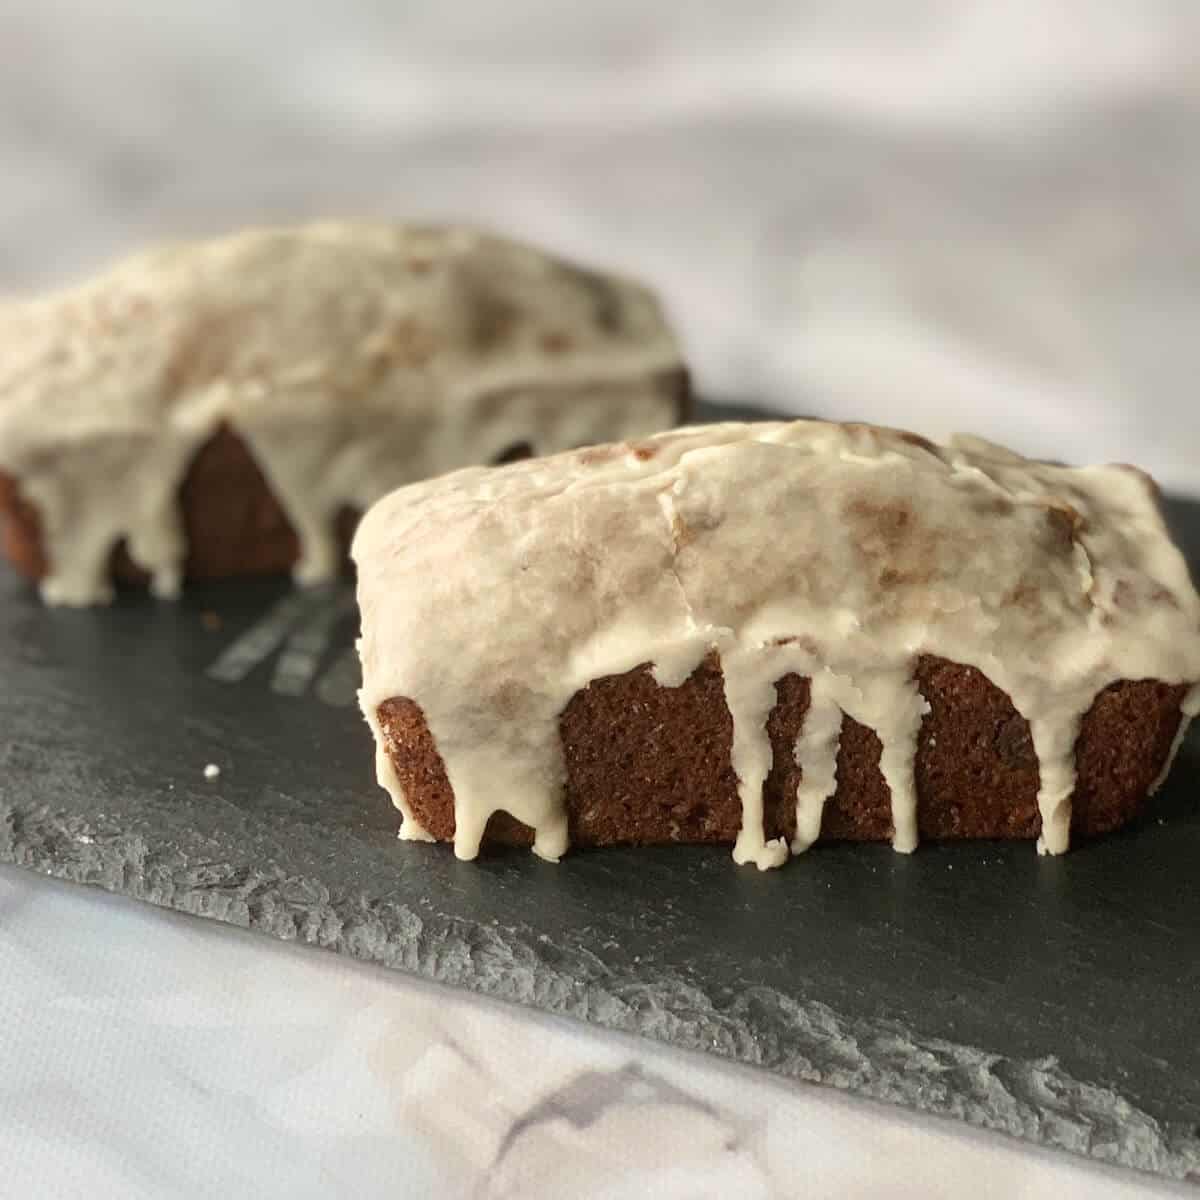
[0,222,684,605]
[353,420,1200,867]
[791,671,844,853]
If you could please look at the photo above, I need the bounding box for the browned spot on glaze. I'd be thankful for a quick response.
[539,330,572,354]
[843,493,930,586]
[1007,579,1041,611]
[407,257,433,275]
[469,291,521,351]
[879,565,932,588]
[349,318,438,391]
[668,511,693,549]
[898,430,939,454]
[970,494,1015,518]
[630,443,658,462]
[389,317,439,368]
[770,634,819,654]
[1044,501,1084,552]
[664,499,723,552]
[577,444,624,466]
[357,349,394,392]
[1149,584,1180,610]
[1111,579,1135,610]
[844,494,913,539]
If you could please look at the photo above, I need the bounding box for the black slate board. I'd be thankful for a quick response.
[2,403,1199,1184]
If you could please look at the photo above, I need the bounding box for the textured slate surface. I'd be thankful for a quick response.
[1,406,1198,1183]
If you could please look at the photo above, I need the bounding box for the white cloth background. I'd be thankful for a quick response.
[1,1,1198,490]
[1,3,1198,1196]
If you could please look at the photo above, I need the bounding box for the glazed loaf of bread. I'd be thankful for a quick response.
[353,420,1200,868]
[0,222,687,605]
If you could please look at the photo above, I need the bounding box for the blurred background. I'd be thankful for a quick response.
[1,0,1197,493]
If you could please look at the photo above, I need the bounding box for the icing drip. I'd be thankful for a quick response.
[0,222,684,605]
[724,645,794,870]
[1029,714,1084,855]
[791,675,844,853]
[838,669,930,854]
[353,420,1200,867]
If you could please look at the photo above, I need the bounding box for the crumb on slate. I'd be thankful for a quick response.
[203,763,221,780]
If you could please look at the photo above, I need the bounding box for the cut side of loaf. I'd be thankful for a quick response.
[353,418,1200,868]
[376,655,1188,850]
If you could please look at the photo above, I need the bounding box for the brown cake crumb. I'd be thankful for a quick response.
[375,655,1188,853]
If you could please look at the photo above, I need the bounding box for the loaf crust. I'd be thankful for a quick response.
[375,655,1188,849]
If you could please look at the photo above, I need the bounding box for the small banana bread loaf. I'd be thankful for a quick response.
[0,222,687,605]
[354,420,1200,868]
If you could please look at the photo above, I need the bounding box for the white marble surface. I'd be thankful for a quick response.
[2,866,1191,1199]
[2,2,1199,1195]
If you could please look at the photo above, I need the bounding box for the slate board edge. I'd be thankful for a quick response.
[3,803,1197,1185]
